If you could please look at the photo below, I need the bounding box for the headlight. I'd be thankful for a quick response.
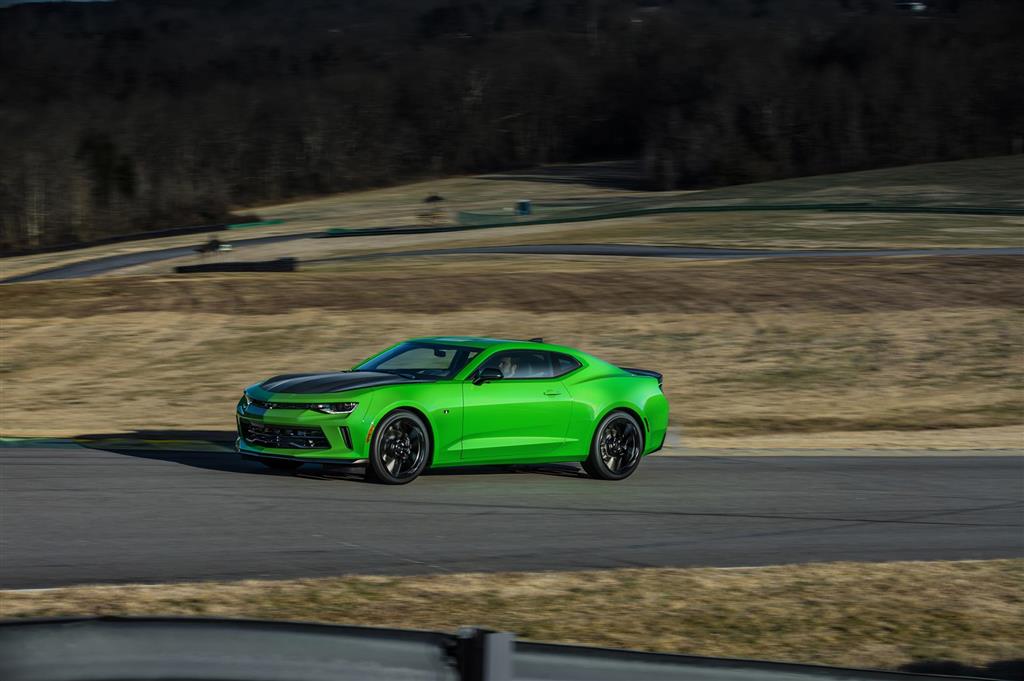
[311,402,357,415]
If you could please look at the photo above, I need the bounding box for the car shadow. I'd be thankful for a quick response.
[426,463,585,479]
[72,430,261,475]
[72,431,587,482]
[299,463,585,483]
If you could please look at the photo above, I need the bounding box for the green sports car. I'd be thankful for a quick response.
[236,337,669,484]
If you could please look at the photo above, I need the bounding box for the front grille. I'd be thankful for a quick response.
[239,420,330,450]
[249,398,312,411]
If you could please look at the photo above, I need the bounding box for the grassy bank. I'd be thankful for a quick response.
[2,560,1021,673]
[248,154,1024,253]
[1,256,1020,442]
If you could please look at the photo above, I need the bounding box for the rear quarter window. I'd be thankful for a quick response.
[552,353,582,377]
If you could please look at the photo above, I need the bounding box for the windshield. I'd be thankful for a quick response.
[355,342,481,379]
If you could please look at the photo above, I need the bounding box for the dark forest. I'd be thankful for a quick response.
[1,0,1021,252]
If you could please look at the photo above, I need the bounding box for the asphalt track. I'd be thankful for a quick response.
[1,444,1020,588]
[323,243,1024,263]
[1,231,322,284]
[5,239,1022,283]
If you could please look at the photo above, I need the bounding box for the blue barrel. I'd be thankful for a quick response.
[515,199,532,216]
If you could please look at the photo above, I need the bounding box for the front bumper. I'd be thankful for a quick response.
[236,401,370,461]
[237,444,363,465]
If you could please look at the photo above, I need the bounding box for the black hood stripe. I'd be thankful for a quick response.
[260,371,432,394]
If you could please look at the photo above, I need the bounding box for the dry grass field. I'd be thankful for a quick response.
[1,255,1020,445]
[3,560,1021,674]
[664,154,1024,208]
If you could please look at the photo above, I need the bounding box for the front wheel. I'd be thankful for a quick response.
[366,410,431,484]
[582,411,644,481]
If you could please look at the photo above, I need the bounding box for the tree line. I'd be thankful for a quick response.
[1,0,1021,253]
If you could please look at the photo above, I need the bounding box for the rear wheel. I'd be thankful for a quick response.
[259,458,303,473]
[366,410,431,485]
[582,411,644,481]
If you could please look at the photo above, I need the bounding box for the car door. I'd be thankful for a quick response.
[460,350,573,463]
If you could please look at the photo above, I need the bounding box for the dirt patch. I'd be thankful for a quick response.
[2,560,1021,673]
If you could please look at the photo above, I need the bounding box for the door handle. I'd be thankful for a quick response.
[543,389,562,396]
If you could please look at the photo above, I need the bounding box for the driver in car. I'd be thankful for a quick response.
[497,355,518,378]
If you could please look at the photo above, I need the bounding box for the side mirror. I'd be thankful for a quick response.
[473,367,504,385]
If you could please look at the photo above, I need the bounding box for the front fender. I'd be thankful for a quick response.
[361,383,463,466]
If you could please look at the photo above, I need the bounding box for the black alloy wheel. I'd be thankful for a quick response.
[583,411,644,481]
[366,410,431,484]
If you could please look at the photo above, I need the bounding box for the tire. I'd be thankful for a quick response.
[582,411,644,481]
[259,458,303,473]
[366,410,431,485]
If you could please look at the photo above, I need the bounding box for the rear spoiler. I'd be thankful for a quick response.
[621,367,663,389]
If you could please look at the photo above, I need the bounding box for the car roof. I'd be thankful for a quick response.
[408,336,576,354]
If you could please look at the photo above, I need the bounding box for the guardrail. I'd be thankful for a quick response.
[227,219,287,230]
[0,617,975,681]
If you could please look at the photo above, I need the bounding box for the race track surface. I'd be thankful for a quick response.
[328,244,1024,262]
[1,444,1020,588]
[5,239,1022,283]
[1,231,321,284]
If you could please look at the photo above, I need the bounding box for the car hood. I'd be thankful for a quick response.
[259,371,432,394]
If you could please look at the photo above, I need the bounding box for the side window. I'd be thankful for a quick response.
[551,353,581,377]
[478,351,582,379]
[480,350,554,379]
